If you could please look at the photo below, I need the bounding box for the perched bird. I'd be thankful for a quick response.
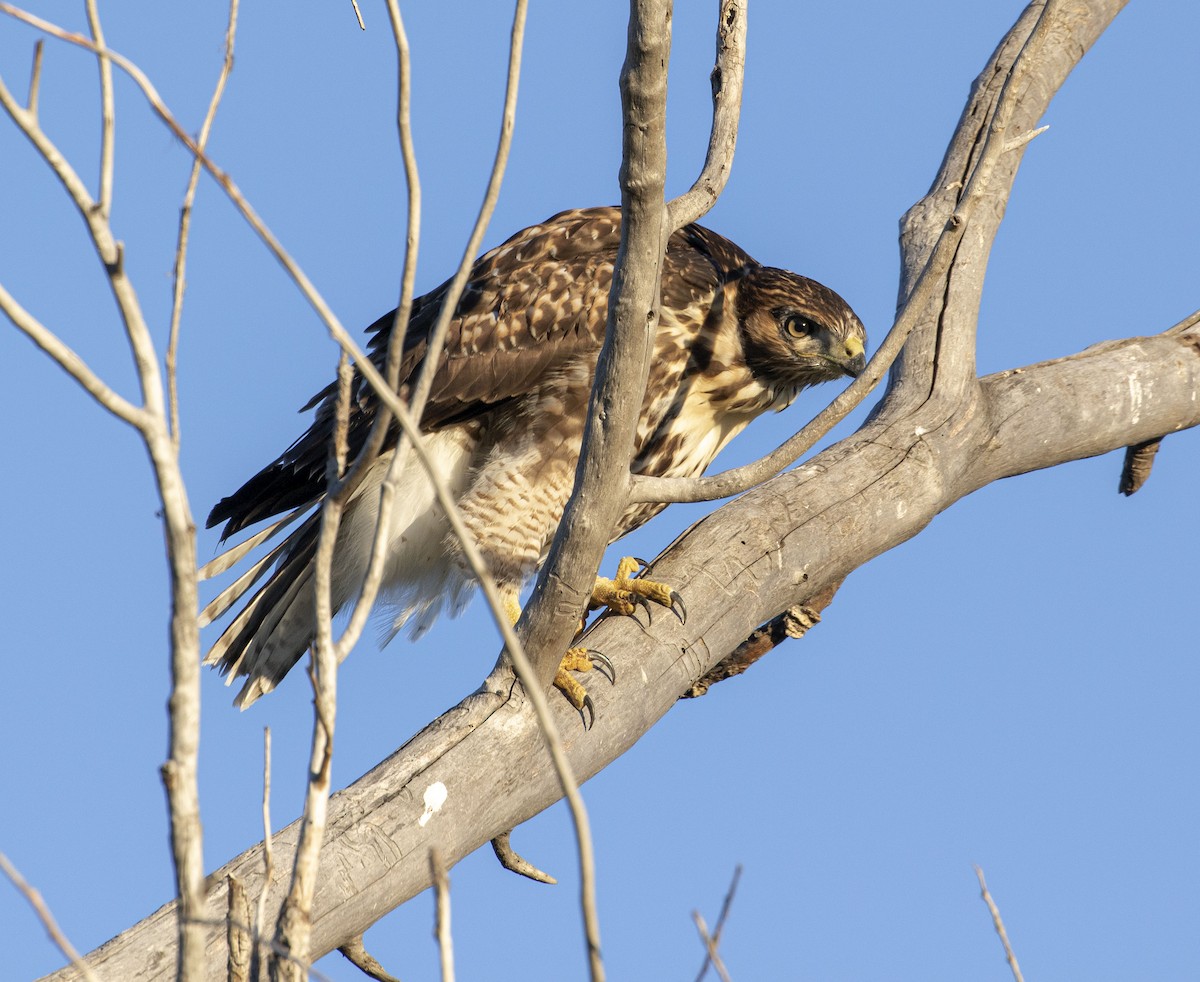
[203,206,866,709]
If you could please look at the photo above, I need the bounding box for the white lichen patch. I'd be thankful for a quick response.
[418,781,448,828]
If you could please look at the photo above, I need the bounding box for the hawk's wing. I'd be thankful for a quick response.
[207,206,753,538]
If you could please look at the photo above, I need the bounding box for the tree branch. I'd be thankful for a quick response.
[41,311,1200,981]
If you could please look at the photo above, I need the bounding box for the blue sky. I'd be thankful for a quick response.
[2,2,1198,980]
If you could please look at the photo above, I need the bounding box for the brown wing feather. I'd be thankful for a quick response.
[207,207,754,538]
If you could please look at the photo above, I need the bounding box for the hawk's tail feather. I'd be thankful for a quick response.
[199,506,307,583]
[199,520,304,629]
[205,521,322,708]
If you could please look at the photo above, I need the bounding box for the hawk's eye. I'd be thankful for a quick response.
[783,314,817,339]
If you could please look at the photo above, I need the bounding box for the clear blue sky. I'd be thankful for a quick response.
[2,2,1198,980]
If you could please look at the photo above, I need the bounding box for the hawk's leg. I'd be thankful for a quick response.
[501,595,614,726]
[553,647,615,725]
[554,555,686,722]
[504,557,683,724]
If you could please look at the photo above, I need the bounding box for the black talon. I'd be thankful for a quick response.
[670,590,687,625]
[587,648,616,684]
[631,593,654,623]
[632,556,650,572]
[581,693,596,729]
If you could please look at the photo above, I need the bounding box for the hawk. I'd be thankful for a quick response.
[203,206,866,709]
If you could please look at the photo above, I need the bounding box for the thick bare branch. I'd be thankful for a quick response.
[43,313,1200,981]
[520,0,673,688]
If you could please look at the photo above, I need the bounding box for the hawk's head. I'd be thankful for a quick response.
[736,267,867,393]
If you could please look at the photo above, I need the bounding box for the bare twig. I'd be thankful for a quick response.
[1162,307,1200,336]
[694,865,742,982]
[0,278,144,426]
[272,354,354,980]
[1002,123,1049,152]
[490,831,558,885]
[330,0,530,668]
[168,0,238,447]
[691,911,733,982]
[974,866,1025,982]
[430,849,454,982]
[83,0,113,217]
[257,726,274,969]
[0,853,100,982]
[338,936,402,982]
[0,12,208,979]
[666,0,747,230]
[27,38,42,116]
[350,0,365,30]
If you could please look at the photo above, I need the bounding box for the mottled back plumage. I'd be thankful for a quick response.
[203,207,866,706]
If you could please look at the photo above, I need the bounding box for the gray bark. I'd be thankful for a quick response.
[44,1,1200,979]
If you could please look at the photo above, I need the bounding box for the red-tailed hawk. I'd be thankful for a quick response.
[203,206,866,709]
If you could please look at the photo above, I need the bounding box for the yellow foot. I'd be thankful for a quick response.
[554,646,616,728]
[589,556,687,624]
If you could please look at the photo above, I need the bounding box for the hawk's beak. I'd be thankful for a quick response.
[841,336,866,378]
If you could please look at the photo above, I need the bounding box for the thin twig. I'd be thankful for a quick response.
[328,0,427,664]
[0,853,100,982]
[350,0,365,30]
[256,725,274,969]
[491,830,558,885]
[337,937,399,982]
[691,912,733,982]
[272,354,354,980]
[26,38,41,116]
[1002,123,1049,153]
[517,0,744,709]
[338,936,402,982]
[168,0,238,448]
[330,0,531,668]
[430,849,455,982]
[694,865,742,982]
[83,0,113,217]
[1,12,209,978]
[974,866,1025,982]
[666,0,746,230]
[0,277,144,426]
